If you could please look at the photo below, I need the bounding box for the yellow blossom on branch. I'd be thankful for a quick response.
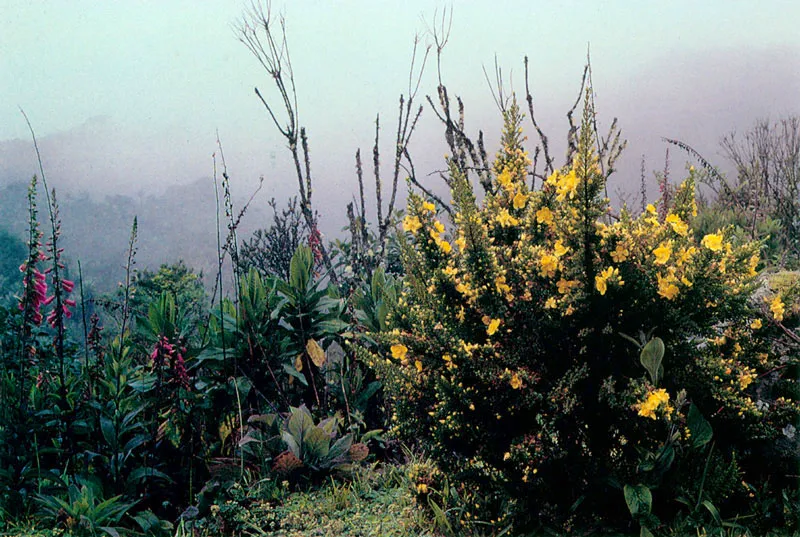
[391,344,408,361]
[422,201,436,213]
[701,233,724,252]
[595,275,608,295]
[487,318,501,336]
[403,215,422,233]
[495,209,520,227]
[510,372,523,390]
[665,213,689,236]
[553,240,569,258]
[535,207,554,225]
[512,191,529,209]
[653,243,672,265]
[657,273,680,300]
[611,244,629,263]
[637,388,671,420]
[539,253,558,278]
[768,295,785,322]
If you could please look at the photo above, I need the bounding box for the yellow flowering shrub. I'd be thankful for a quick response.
[358,95,799,532]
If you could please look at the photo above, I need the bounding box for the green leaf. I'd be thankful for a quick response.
[283,364,308,386]
[303,426,331,461]
[289,245,313,292]
[640,337,665,385]
[687,403,713,449]
[287,406,314,442]
[328,433,353,462]
[702,500,722,526]
[624,484,652,517]
[640,526,654,537]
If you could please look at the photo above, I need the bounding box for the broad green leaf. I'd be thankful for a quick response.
[687,403,713,449]
[303,426,331,461]
[287,406,314,441]
[640,337,665,385]
[289,245,313,292]
[283,364,308,386]
[624,484,652,516]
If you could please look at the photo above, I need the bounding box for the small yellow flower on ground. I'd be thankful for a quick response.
[544,297,557,309]
[750,318,762,330]
[510,372,522,389]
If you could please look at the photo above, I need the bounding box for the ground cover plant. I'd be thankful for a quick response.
[1,5,799,537]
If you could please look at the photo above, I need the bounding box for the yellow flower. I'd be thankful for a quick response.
[510,372,522,390]
[557,279,576,294]
[402,215,422,233]
[748,255,759,277]
[665,213,688,236]
[653,243,672,265]
[553,240,569,258]
[416,483,429,494]
[495,275,511,294]
[422,201,436,213]
[738,372,754,390]
[438,240,452,253]
[544,297,557,309]
[390,344,408,361]
[503,452,511,461]
[769,295,785,322]
[497,169,513,188]
[657,273,679,300]
[536,207,554,225]
[595,275,608,295]
[539,253,558,278]
[701,233,724,252]
[443,265,458,277]
[637,388,671,420]
[512,191,529,209]
[487,319,501,336]
[455,236,467,251]
[611,244,628,263]
[433,220,445,235]
[415,360,423,373]
[495,209,520,227]
[645,204,657,215]
[750,318,762,330]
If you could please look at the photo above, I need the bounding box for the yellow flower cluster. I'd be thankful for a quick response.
[546,169,579,202]
[637,388,673,420]
[768,295,785,322]
[595,266,623,296]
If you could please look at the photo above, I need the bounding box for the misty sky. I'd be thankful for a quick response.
[2,1,800,232]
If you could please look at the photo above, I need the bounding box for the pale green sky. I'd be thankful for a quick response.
[2,1,799,215]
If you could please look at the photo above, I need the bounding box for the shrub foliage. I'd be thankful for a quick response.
[370,94,800,532]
